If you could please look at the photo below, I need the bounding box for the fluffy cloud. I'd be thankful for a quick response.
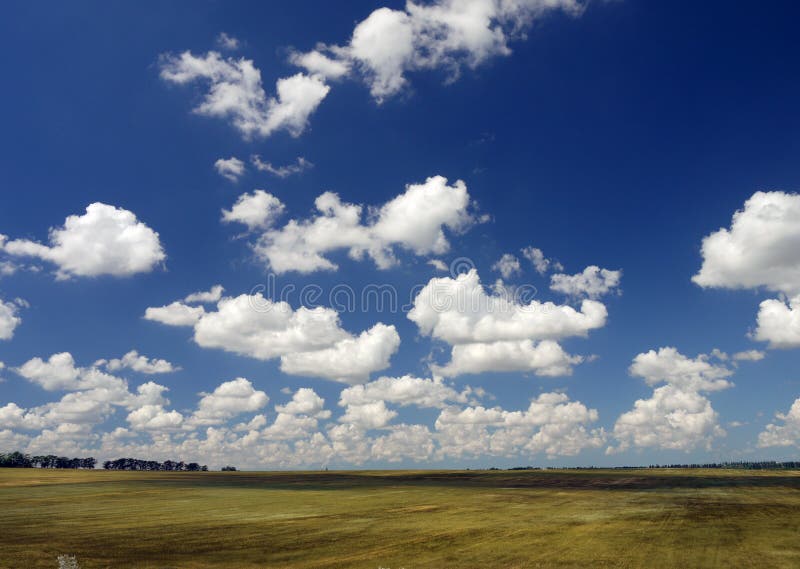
[251,155,313,178]
[127,405,184,431]
[144,301,205,326]
[339,400,397,430]
[609,348,732,453]
[262,388,332,441]
[550,266,622,299]
[492,253,520,279]
[694,192,800,351]
[291,0,584,102]
[253,175,475,274]
[435,392,604,459]
[4,353,173,435]
[371,424,435,462]
[159,51,329,139]
[435,339,583,377]
[222,190,285,230]
[694,191,800,295]
[339,375,472,409]
[0,358,611,467]
[145,292,399,383]
[275,388,331,418]
[280,324,400,385]
[288,49,350,80]
[410,269,607,345]
[0,297,23,340]
[521,246,562,274]
[758,399,800,448]
[16,352,82,391]
[753,295,800,349]
[191,378,269,426]
[610,385,724,453]
[628,347,733,392]
[214,156,245,181]
[99,350,178,375]
[1,203,165,279]
[408,269,605,376]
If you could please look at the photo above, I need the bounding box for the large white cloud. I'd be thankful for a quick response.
[291,0,584,102]
[408,269,605,376]
[253,175,475,274]
[145,292,400,383]
[694,191,800,351]
[694,191,800,295]
[159,51,329,139]
[609,348,732,453]
[1,203,165,279]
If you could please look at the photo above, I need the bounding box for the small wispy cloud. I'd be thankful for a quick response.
[251,155,313,178]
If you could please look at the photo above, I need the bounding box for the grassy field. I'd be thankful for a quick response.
[1,469,800,568]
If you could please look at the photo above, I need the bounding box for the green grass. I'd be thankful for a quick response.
[2,469,800,568]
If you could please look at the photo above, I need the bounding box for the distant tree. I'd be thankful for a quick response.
[221,466,237,472]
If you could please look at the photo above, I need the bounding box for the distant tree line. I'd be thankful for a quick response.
[506,461,800,471]
[0,451,96,469]
[102,458,208,471]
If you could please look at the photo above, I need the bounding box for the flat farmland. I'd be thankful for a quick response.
[1,469,799,568]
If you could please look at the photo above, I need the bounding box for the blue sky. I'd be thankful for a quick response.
[2,0,800,469]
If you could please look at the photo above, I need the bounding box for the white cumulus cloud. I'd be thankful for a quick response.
[145,292,400,384]
[222,190,285,230]
[609,348,733,453]
[253,175,475,274]
[1,203,165,279]
[159,51,329,139]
